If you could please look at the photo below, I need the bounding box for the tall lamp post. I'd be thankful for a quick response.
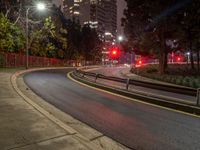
[187,52,190,64]
[26,2,46,69]
[117,35,124,65]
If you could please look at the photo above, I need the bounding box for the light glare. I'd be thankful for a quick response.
[118,36,123,42]
[37,3,46,11]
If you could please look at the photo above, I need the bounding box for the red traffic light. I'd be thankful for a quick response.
[176,56,182,62]
[112,50,117,55]
[110,46,120,58]
[139,60,142,64]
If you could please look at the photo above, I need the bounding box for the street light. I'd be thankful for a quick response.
[37,3,46,11]
[186,52,190,64]
[26,2,46,69]
[118,36,123,42]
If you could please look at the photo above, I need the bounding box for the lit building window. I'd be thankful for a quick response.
[74,11,80,15]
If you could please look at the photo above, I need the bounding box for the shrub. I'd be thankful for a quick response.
[161,75,167,82]
[146,68,158,73]
[175,77,183,85]
[170,77,176,84]
[190,80,198,88]
[182,77,190,87]
[196,82,200,88]
[0,54,5,67]
[130,64,200,88]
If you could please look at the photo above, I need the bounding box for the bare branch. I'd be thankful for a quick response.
[5,8,10,17]
[14,4,22,25]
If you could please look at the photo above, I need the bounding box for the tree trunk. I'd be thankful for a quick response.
[159,27,167,75]
[159,52,164,74]
[197,50,200,72]
[190,49,195,70]
[164,51,168,70]
[188,29,195,70]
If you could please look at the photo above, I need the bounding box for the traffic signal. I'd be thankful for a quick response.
[112,50,117,55]
[110,46,120,59]
[176,56,183,62]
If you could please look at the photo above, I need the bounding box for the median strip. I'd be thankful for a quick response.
[69,71,200,118]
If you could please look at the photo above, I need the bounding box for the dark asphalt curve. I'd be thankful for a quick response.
[24,69,200,150]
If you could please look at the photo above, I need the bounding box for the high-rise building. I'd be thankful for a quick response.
[63,0,117,40]
[63,0,82,22]
[103,0,117,37]
[52,0,63,11]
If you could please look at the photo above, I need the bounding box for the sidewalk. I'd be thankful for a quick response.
[0,69,128,150]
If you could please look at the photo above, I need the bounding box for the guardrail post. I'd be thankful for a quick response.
[75,69,78,74]
[196,88,200,106]
[95,73,99,82]
[126,78,130,90]
[82,72,85,78]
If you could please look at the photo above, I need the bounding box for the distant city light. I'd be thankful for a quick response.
[74,11,80,15]
[105,32,113,37]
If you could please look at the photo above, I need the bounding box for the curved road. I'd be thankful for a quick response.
[24,69,200,150]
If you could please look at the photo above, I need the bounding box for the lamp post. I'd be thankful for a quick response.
[171,51,174,64]
[118,35,133,65]
[26,3,46,69]
[187,52,190,64]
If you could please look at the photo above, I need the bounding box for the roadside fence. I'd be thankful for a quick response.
[0,52,83,68]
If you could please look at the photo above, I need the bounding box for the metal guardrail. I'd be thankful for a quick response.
[197,88,200,106]
[76,69,200,107]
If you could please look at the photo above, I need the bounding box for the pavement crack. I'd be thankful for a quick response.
[90,134,104,141]
[6,133,74,150]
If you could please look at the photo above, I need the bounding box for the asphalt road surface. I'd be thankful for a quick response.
[24,69,200,150]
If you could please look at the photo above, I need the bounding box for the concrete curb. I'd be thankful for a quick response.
[71,71,200,116]
[11,67,77,134]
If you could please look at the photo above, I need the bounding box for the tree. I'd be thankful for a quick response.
[29,16,68,58]
[122,0,195,74]
[177,0,200,70]
[64,20,82,60]
[81,25,102,63]
[0,13,25,52]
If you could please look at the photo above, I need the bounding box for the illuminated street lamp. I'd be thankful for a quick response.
[186,52,190,64]
[26,2,46,69]
[118,36,123,42]
[37,3,46,11]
